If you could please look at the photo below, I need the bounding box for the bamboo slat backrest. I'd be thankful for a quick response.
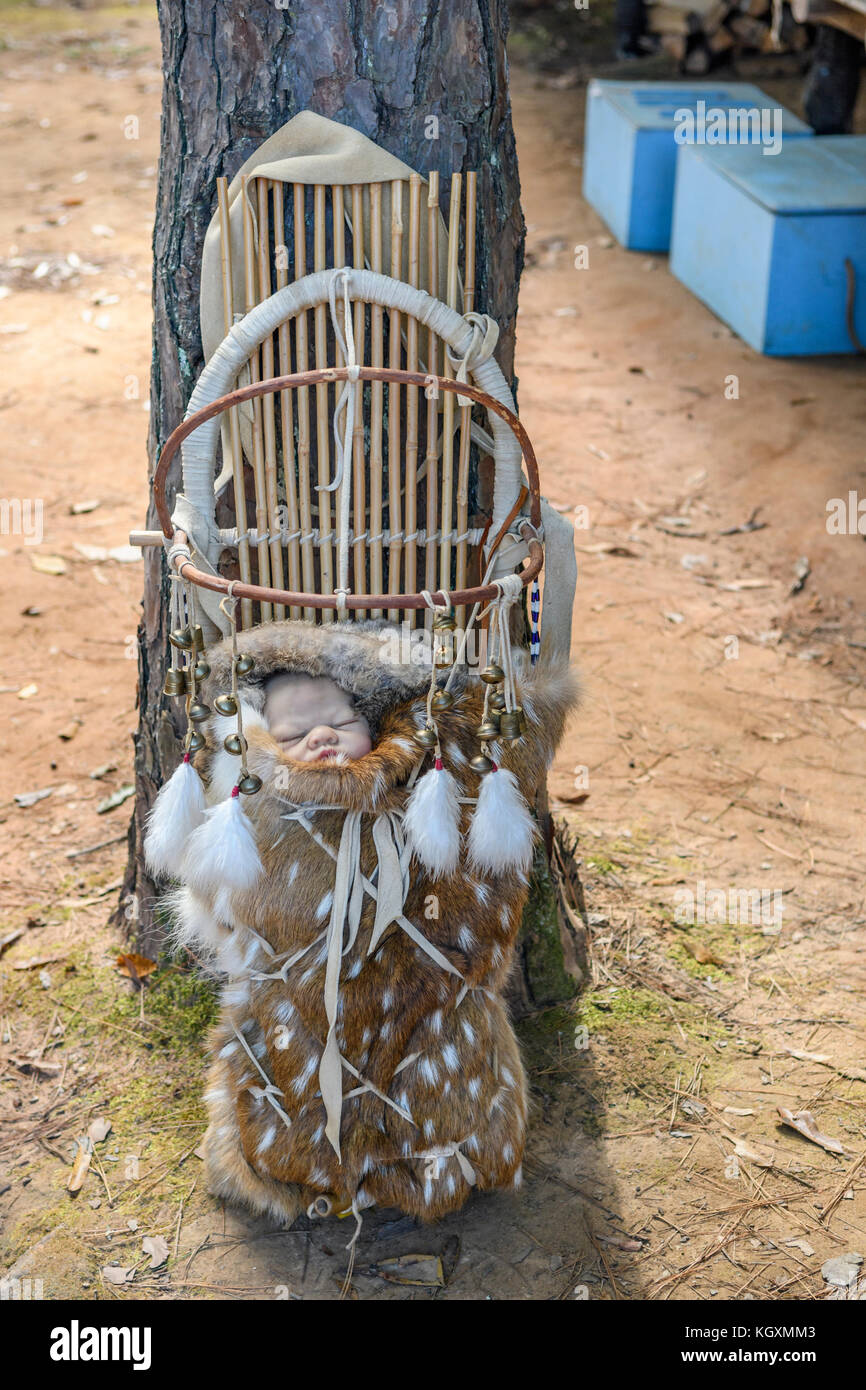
[209,171,490,631]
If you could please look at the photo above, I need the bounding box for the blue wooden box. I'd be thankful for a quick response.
[670,136,866,356]
[582,80,812,252]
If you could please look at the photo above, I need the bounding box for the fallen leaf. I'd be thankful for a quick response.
[733,1138,775,1168]
[101,1264,134,1286]
[723,1106,755,1117]
[682,939,725,967]
[789,556,810,596]
[16,684,39,700]
[718,508,767,536]
[718,579,774,590]
[14,787,53,807]
[142,1235,170,1269]
[67,1138,93,1193]
[784,1048,866,1083]
[822,1253,863,1289]
[370,1253,445,1287]
[679,1099,707,1118]
[656,519,706,538]
[826,1275,866,1300]
[87,1117,112,1144]
[97,785,134,814]
[89,762,118,780]
[777,1108,845,1155]
[10,1056,61,1076]
[30,554,67,576]
[116,952,157,983]
[13,954,67,970]
[785,1238,815,1257]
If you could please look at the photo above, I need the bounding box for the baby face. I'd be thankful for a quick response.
[263,673,372,764]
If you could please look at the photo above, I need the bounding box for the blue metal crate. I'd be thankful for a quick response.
[670,136,866,355]
[582,80,812,252]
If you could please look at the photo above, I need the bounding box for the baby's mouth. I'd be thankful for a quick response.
[316,748,338,761]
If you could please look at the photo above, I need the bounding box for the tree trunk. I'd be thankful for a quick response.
[123,0,571,1009]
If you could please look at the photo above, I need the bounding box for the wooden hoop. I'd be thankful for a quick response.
[154,366,543,611]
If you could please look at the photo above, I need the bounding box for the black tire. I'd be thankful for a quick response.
[803,23,863,134]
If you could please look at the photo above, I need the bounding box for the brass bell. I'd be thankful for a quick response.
[193,659,210,681]
[431,689,454,711]
[224,733,247,756]
[235,654,255,677]
[188,701,210,724]
[169,626,192,651]
[513,704,526,731]
[238,773,262,796]
[498,710,522,741]
[480,663,504,685]
[478,718,500,740]
[433,611,456,631]
[188,731,206,753]
[163,668,186,697]
[434,641,453,669]
[489,688,506,711]
[192,625,205,652]
[415,725,438,749]
[214,693,239,717]
[470,753,494,774]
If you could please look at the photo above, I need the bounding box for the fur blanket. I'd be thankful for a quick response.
[168,619,577,1225]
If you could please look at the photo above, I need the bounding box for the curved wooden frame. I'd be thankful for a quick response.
[154,365,543,611]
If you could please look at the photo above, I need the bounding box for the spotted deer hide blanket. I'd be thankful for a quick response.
[169,619,577,1224]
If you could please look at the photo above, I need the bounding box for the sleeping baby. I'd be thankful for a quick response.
[263,672,372,764]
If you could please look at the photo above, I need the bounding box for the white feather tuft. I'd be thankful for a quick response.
[403,759,461,876]
[468,765,537,875]
[181,789,263,893]
[165,884,228,958]
[144,755,206,879]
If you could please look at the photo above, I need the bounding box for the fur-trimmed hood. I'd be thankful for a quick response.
[203,618,470,739]
[200,619,477,814]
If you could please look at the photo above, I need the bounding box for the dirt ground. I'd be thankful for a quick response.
[1,2,865,1301]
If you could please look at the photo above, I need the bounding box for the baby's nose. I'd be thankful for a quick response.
[307,725,338,748]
